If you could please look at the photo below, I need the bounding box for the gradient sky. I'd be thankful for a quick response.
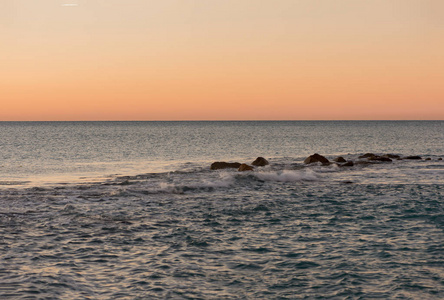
[1,0,443,120]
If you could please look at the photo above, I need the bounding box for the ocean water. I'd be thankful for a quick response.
[0,121,443,299]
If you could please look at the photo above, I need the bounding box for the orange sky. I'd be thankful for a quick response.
[1,0,443,120]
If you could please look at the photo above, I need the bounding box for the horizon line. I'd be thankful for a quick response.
[0,119,442,122]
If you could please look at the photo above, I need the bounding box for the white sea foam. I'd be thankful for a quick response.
[254,169,319,182]
[153,170,319,193]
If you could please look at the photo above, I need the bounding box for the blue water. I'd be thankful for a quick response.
[0,121,443,299]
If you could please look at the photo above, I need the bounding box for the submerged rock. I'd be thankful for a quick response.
[252,157,269,166]
[404,156,422,160]
[304,153,330,164]
[339,161,354,167]
[368,155,392,162]
[238,164,254,172]
[359,153,392,162]
[359,153,376,159]
[333,157,346,163]
[210,162,241,170]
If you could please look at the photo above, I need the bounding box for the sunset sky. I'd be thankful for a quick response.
[1,0,443,120]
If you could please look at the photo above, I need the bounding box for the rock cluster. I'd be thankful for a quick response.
[211,153,437,172]
[211,157,269,172]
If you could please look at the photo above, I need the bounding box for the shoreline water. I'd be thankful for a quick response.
[1,121,443,298]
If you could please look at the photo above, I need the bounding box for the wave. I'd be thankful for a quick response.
[0,181,31,186]
[146,169,320,194]
[254,169,319,182]
[156,173,235,193]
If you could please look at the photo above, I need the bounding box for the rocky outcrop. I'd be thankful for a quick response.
[210,162,241,170]
[384,154,401,159]
[252,157,269,166]
[238,164,254,171]
[304,153,330,164]
[333,157,346,163]
[404,156,422,160]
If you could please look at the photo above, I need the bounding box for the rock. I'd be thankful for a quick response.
[359,153,376,159]
[439,158,443,161]
[384,154,401,159]
[304,153,330,164]
[333,157,346,163]
[252,157,269,166]
[210,162,241,170]
[359,153,392,162]
[238,164,254,171]
[340,161,354,167]
[404,156,422,160]
[425,158,431,161]
[368,155,392,162]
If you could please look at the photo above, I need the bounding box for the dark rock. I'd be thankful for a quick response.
[238,164,254,172]
[333,157,346,163]
[368,155,392,162]
[439,158,443,161]
[404,156,422,160]
[359,153,376,159]
[304,153,330,164]
[384,154,401,159]
[252,157,269,166]
[340,161,354,167]
[119,180,133,185]
[210,162,241,170]
[425,158,431,161]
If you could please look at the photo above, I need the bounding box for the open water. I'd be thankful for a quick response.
[0,121,443,299]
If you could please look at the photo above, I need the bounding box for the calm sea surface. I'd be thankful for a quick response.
[0,121,443,299]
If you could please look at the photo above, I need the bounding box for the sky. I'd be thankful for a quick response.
[1,0,443,121]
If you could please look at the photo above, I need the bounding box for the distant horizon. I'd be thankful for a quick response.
[1,119,442,122]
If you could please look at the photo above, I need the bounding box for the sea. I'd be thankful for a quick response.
[0,121,443,299]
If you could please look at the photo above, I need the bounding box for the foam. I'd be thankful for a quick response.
[254,169,319,182]
[152,170,319,193]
